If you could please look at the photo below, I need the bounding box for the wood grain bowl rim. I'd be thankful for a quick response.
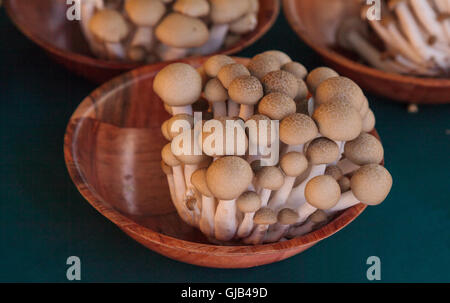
[4,0,280,71]
[63,56,376,258]
[282,0,450,88]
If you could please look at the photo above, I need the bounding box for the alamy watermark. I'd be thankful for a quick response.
[366,256,381,281]
[365,0,381,21]
[66,256,81,281]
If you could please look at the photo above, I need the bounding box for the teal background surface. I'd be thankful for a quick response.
[0,7,449,282]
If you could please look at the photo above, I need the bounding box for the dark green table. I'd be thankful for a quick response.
[1,8,449,283]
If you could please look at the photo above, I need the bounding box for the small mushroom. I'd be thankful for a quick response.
[306,67,339,95]
[287,210,328,238]
[315,77,365,112]
[204,78,228,117]
[206,156,253,241]
[247,53,282,80]
[362,109,376,132]
[280,113,319,153]
[325,164,392,213]
[261,70,299,100]
[228,75,264,120]
[258,92,296,121]
[217,63,251,116]
[203,55,236,78]
[282,61,308,80]
[264,208,299,243]
[161,160,177,208]
[236,191,262,238]
[325,165,344,180]
[88,9,130,60]
[262,50,293,65]
[255,166,285,206]
[80,0,106,58]
[191,168,216,238]
[173,0,210,18]
[243,207,277,245]
[229,13,258,34]
[154,63,202,115]
[166,114,194,140]
[161,119,171,141]
[338,176,351,193]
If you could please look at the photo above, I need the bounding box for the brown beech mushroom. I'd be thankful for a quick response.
[236,191,262,238]
[325,165,344,181]
[217,63,251,116]
[161,120,171,141]
[155,13,209,60]
[204,78,228,117]
[166,114,194,140]
[191,168,216,238]
[282,61,308,80]
[338,176,351,193]
[161,160,177,208]
[306,67,339,95]
[125,0,165,54]
[243,207,277,245]
[326,164,392,213]
[255,166,285,206]
[265,208,299,243]
[268,152,309,211]
[315,77,365,113]
[262,50,293,66]
[154,63,202,115]
[287,210,328,238]
[80,0,106,58]
[203,55,236,78]
[206,156,253,241]
[280,113,319,153]
[262,70,299,100]
[88,9,130,60]
[229,13,258,35]
[247,53,282,80]
[258,92,297,121]
[228,75,264,120]
[362,109,376,132]
[173,0,210,18]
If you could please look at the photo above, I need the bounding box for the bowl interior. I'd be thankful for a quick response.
[6,0,279,67]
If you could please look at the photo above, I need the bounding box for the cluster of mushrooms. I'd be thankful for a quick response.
[155,50,393,245]
[340,0,450,77]
[80,0,259,62]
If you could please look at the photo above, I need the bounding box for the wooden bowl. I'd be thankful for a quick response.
[4,0,279,83]
[63,56,380,268]
[283,0,450,104]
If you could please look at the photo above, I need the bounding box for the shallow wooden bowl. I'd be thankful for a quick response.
[4,0,279,83]
[63,56,381,268]
[283,0,450,104]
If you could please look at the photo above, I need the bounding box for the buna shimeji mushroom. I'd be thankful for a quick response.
[125,0,166,62]
[247,53,282,80]
[88,9,130,60]
[337,132,384,175]
[306,67,339,96]
[206,156,253,241]
[258,92,297,121]
[217,63,251,117]
[255,166,285,206]
[262,50,293,66]
[281,61,308,81]
[204,78,229,118]
[243,207,277,245]
[154,63,202,115]
[228,75,264,121]
[161,160,177,207]
[191,168,216,238]
[236,191,262,238]
[287,210,328,238]
[264,208,299,243]
[155,13,209,60]
[165,114,194,141]
[280,113,318,154]
[80,0,105,58]
[325,164,392,214]
[262,70,299,100]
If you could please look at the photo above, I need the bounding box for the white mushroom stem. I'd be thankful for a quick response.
[171,105,193,116]
[294,202,317,225]
[184,164,198,192]
[282,143,304,154]
[264,223,290,243]
[227,99,240,117]
[434,0,450,40]
[410,0,449,43]
[130,26,155,51]
[214,200,237,241]
[336,158,360,175]
[236,212,256,238]
[325,190,360,214]
[156,43,190,61]
[105,43,127,60]
[286,164,326,207]
[287,219,321,238]
[199,195,216,238]
[239,105,254,121]
[80,0,105,57]
[307,97,315,116]
[243,224,269,245]
[395,54,441,76]
[172,165,195,226]
[267,176,296,211]
[165,173,177,209]
[212,102,227,118]
[192,24,229,55]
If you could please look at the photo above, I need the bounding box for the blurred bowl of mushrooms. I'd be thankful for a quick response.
[283,0,450,104]
[64,51,393,268]
[4,0,279,83]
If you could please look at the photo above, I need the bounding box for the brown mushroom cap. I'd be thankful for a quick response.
[228,75,264,105]
[296,79,309,100]
[173,0,210,18]
[338,176,351,193]
[312,101,362,141]
[277,208,299,225]
[247,53,281,80]
[154,63,202,107]
[89,9,130,43]
[359,97,369,118]
[309,210,328,223]
[262,50,292,65]
[161,143,181,167]
[203,55,236,78]
[253,207,277,225]
[362,109,376,132]
[191,168,214,197]
[280,152,309,177]
[236,191,261,213]
[344,132,384,166]
[306,137,340,165]
[305,175,341,209]
[262,70,299,99]
[282,61,308,80]
[161,120,171,141]
[172,130,209,165]
[210,0,249,24]
[217,63,251,89]
[280,113,319,145]
[306,67,339,94]
[325,165,344,180]
[230,13,258,34]
[155,13,209,48]
[255,166,285,190]
[204,78,228,103]
[315,77,365,110]
[248,0,260,13]
[125,0,166,26]
[351,164,392,205]
[166,114,194,139]
[161,160,173,175]
[206,156,253,200]
[258,92,296,120]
